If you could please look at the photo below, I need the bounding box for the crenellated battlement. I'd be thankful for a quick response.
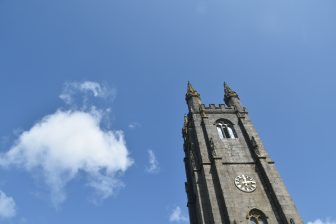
[200,104,235,114]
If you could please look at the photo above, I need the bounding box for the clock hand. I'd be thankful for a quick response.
[242,175,250,186]
[245,180,255,184]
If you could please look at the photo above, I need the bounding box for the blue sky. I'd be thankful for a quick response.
[0,0,335,223]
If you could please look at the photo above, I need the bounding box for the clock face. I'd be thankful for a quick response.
[234,174,257,192]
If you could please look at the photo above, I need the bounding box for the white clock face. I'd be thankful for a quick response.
[234,174,257,192]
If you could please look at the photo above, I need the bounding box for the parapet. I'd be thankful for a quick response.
[200,104,235,114]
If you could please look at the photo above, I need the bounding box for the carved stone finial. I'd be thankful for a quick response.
[182,114,188,139]
[189,150,196,170]
[186,81,201,100]
[251,136,261,156]
[199,106,207,118]
[224,82,239,100]
[251,136,257,147]
[209,138,218,158]
[183,114,188,128]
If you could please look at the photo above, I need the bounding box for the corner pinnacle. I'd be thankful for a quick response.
[224,82,239,100]
[186,81,201,100]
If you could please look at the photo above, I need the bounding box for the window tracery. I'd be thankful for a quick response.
[247,209,268,224]
[216,120,237,139]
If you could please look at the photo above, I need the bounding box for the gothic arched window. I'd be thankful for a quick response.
[247,209,268,224]
[216,120,237,139]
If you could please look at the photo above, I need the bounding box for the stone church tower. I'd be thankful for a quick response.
[182,82,302,224]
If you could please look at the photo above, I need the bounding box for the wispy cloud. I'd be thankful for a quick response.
[307,219,336,224]
[169,206,188,223]
[146,150,159,174]
[128,122,141,130]
[59,81,116,107]
[0,81,132,207]
[0,191,16,219]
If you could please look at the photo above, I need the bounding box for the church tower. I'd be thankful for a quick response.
[182,82,302,224]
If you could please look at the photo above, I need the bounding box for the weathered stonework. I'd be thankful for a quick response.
[183,83,303,224]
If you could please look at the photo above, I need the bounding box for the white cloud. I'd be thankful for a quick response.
[146,150,159,174]
[169,206,188,223]
[307,219,336,224]
[59,81,115,105]
[0,109,133,206]
[0,191,16,219]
